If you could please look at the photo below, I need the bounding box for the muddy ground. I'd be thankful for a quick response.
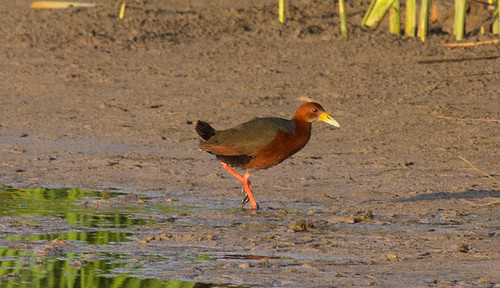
[0,0,499,287]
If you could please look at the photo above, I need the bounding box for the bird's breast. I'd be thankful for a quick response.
[246,129,311,170]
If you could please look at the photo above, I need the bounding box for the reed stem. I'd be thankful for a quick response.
[405,0,417,36]
[389,0,401,34]
[279,0,285,23]
[418,0,429,41]
[454,0,466,40]
[493,0,499,37]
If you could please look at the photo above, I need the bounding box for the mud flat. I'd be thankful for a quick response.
[0,0,499,286]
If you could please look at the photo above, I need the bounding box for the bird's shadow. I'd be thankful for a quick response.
[393,189,500,203]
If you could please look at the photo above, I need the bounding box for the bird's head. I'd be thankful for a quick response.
[295,102,340,127]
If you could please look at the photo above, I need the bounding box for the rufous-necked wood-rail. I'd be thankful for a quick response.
[196,102,339,210]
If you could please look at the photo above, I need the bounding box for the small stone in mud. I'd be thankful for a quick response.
[257,259,271,268]
[419,252,431,258]
[444,210,465,222]
[239,262,251,268]
[164,215,178,222]
[140,233,172,243]
[80,253,99,262]
[306,25,324,34]
[300,263,314,269]
[436,280,453,286]
[478,273,500,285]
[457,243,470,253]
[38,238,73,257]
[68,260,83,269]
[91,198,115,206]
[405,161,415,167]
[289,219,314,232]
[385,253,400,261]
[353,210,374,223]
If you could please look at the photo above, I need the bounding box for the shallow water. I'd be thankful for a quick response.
[1,187,497,287]
[0,187,256,287]
[0,248,249,288]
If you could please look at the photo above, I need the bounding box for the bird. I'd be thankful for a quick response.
[195,102,340,210]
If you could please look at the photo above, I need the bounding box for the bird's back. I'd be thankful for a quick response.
[196,117,296,169]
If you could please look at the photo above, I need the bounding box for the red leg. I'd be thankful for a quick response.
[220,162,259,210]
[220,162,243,182]
[242,172,258,210]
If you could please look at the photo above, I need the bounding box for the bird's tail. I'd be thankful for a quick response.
[196,120,215,141]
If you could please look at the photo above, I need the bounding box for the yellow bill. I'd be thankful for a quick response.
[319,112,340,128]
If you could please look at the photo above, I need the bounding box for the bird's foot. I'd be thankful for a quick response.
[254,202,260,210]
[241,195,249,207]
[240,195,259,210]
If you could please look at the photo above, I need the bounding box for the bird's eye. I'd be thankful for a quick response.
[312,108,318,113]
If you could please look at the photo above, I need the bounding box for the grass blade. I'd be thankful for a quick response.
[338,0,349,38]
[30,1,96,9]
[363,0,397,28]
[119,2,126,19]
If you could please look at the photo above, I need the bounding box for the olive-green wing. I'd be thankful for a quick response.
[200,117,295,157]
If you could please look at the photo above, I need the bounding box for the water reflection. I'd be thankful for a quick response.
[0,187,122,215]
[0,187,154,228]
[0,248,234,288]
[0,188,141,245]
[0,187,122,209]
[0,188,251,287]
[5,231,132,244]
